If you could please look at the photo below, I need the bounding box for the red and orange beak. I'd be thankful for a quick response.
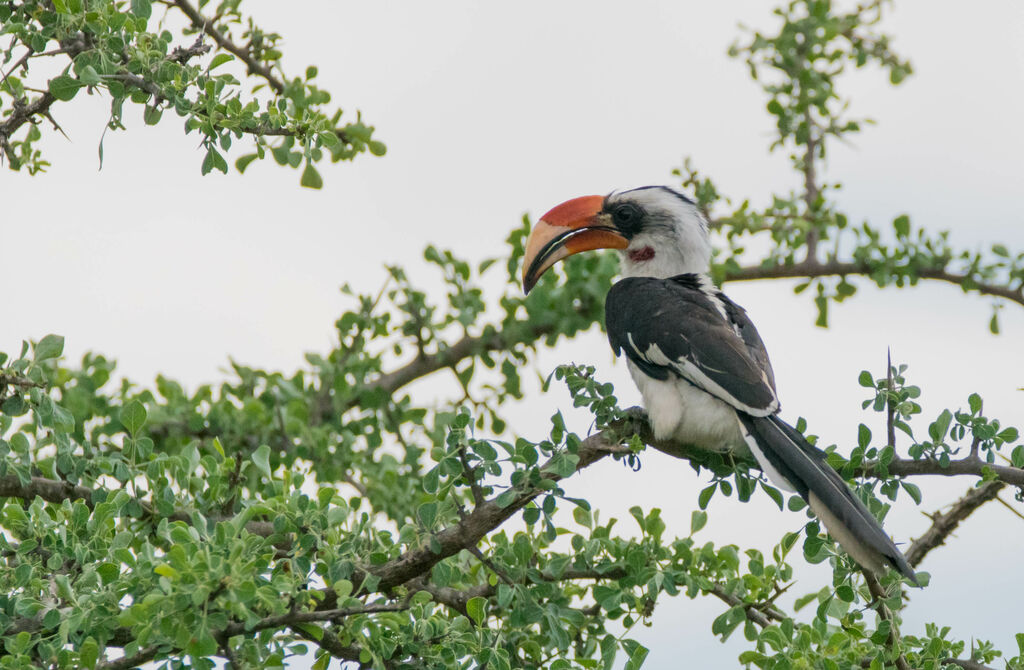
[521,195,628,293]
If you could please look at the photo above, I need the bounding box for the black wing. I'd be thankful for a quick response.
[718,292,777,394]
[605,274,779,416]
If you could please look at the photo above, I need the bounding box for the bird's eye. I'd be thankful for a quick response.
[611,203,644,236]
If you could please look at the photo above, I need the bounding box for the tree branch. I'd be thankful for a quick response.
[223,602,408,637]
[366,432,631,592]
[290,626,377,668]
[98,646,163,670]
[724,259,1024,308]
[707,583,786,628]
[801,121,821,262]
[0,474,276,538]
[865,455,1024,488]
[0,32,92,164]
[92,603,405,668]
[941,659,999,670]
[904,480,1005,567]
[163,0,285,94]
[339,329,532,415]
[863,571,910,670]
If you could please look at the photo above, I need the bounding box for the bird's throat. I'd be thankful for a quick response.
[627,246,655,263]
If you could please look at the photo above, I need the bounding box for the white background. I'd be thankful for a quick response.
[3,1,1023,667]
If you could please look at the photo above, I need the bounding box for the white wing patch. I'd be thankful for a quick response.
[644,342,672,367]
[625,330,779,416]
[671,355,779,417]
[737,417,796,492]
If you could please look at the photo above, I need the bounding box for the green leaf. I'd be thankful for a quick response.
[417,502,437,528]
[189,629,218,657]
[422,467,439,494]
[154,563,178,579]
[34,334,65,362]
[79,65,101,86]
[690,509,707,534]
[333,579,353,599]
[209,54,234,70]
[495,488,517,508]
[131,0,152,19]
[698,484,716,509]
[202,147,228,175]
[48,75,83,101]
[143,105,163,126]
[79,637,99,668]
[893,214,910,237]
[858,370,874,388]
[814,294,829,328]
[119,400,147,436]
[466,596,487,626]
[301,163,323,189]
[622,639,649,670]
[901,481,922,505]
[762,483,784,510]
[235,153,259,174]
[252,444,272,478]
[870,619,891,644]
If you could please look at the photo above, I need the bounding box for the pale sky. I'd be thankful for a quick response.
[3,1,1024,667]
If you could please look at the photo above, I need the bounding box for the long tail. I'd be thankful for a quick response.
[738,414,917,584]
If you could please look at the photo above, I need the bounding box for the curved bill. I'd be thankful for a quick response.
[521,195,628,293]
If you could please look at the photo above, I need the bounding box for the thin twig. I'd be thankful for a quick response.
[457,445,485,507]
[465,544,514,586]
[862,571,910,670]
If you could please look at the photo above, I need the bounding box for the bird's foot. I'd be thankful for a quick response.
[617,406,649,437]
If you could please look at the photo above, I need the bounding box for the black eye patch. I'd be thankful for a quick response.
[610,202,645,237]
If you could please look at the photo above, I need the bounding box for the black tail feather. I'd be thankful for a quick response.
[738,414,918,584]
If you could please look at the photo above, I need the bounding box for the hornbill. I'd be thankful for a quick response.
[521,185,916,582]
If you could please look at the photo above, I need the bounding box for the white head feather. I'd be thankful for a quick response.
[605,186,712,279]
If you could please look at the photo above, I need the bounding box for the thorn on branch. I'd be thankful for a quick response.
[169,35,212,63]
[886,348,895,450]
[905,480,1005,567]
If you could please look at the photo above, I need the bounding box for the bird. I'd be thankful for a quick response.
[521,185,916,582]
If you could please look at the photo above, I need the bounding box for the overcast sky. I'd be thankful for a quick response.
[3,1,1024,667]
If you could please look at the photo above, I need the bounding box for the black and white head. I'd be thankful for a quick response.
[522,186,711,292]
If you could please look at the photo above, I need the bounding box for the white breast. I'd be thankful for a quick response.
[627,359,746,453]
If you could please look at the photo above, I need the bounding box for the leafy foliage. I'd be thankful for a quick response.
[2,1,1023,669]
[0,0,383,185]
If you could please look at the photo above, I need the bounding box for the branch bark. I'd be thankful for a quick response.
[0,474,276,538]
[163,0,285,94]
[904,480,1005,567]
[724,259,1024,308]
[365,432,630,592]
[863,455,1024,489]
